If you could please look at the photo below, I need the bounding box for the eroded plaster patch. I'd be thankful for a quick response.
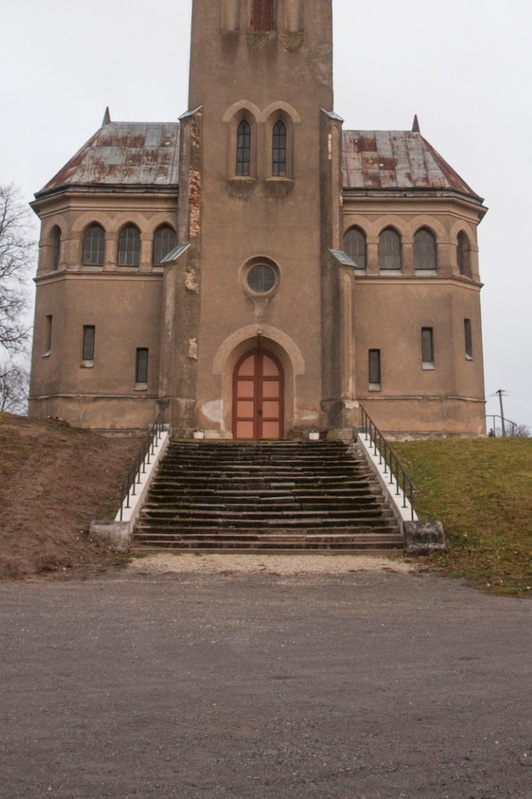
[202,400,223,423]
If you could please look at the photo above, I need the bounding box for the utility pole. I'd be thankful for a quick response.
[497,389,506,437]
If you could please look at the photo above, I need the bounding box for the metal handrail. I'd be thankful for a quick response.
[358,406,416,521]
[486,414,517,438]
[118,408,167,521]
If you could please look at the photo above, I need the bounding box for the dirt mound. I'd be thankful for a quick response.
[0,412,138,580]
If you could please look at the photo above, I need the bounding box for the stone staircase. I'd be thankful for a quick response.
[132,440,403,552]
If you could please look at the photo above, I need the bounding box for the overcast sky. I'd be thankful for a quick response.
[1,0,531,430]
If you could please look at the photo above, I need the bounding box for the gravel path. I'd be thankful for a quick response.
[129,552,417,575]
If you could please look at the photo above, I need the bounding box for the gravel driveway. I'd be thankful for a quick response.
[0,558,531,798]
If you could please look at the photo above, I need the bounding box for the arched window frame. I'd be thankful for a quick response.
[378,227,402,272]
[236,119,252,177]
[118,224,141,268]
[153,225,177,265]
[343,226,367,270]
[414,227,437,272]
[251,0,275,32]
[457,231,472,278]
[272,119,287,177]
[82,223,105,267]
[52,226,62,271]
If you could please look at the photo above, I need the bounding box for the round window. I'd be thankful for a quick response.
[247,264,276,294]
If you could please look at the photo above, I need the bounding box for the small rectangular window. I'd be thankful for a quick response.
[421,327,434,368]
[136,348,149,385]
[82,325,95,362]
[368,349,381,390]
[43,315,53,356]
[464,319,473,359]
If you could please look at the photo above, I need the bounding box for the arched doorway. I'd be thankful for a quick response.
[233,349,284,439]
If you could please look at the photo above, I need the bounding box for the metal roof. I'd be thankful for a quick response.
[342,130,483,202]
[35,120,482,204]
[37,122,180,197]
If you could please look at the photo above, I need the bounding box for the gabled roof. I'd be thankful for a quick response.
[36,122,180,197]
[342,130,483,202]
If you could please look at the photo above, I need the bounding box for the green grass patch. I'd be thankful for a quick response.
[394,439,532,596]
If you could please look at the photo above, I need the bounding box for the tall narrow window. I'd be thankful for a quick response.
[82,325,95,363]
[252,0,275,31]
[136,348,149,385]
[53,227,62,270]
[44,315,53,356]
[153,225,177,265]
[457,232,472,277]
[343,227,366,269]
[118,225,141,267]
[464,319,473,359]
[272,120,287,177]
[83,224,105,266]
[414,228,437,271]
[421,327,434,368]
[378,229,402,271]
[368,349,381,390]
[236,120,251,177]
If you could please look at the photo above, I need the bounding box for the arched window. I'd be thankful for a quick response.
[83,224,105,266]
[118,225,141,267]
[378,228,402,271]
[343,227,366,270]
[153,225,177,265]
[52,227,62,270]
[252,0,275,31]
[272,120,287,177]
[236,120,251,177]
[457,231,472,277]
[414,228,437,271]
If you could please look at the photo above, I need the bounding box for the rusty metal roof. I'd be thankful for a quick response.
[35,119,482,204]
[36,122,180,197]
[342,130,483,202]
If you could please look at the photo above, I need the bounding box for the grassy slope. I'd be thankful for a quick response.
[395,439,532,596]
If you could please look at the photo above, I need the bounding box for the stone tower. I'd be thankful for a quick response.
[160,0,346,438]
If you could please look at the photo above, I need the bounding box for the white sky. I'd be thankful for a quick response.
[1,0,531,429]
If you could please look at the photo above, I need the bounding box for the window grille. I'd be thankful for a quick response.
[83,224,105,266]
[153,226,176,265]
[414,229,437,271]
[136,348,149,384]
[272,120,287,177]
[118,226,141,267]
[378,229,401,271]
[457,232,472,277]
[368,349,381,388]
[53,228,62,270]
[343,228,366,269]
[83,326,95,362]
[252,0,275,31]
[236,120,251,176]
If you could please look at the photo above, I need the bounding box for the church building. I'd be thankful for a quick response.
[29,0,487,438]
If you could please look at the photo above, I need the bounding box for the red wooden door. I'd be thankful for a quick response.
[233,349,284,439]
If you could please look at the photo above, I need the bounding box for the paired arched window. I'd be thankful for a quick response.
[457,231,472,277]
[379,228,402,271]
[118,225,141,267]
[83,224,105,266]
[252,0,275,31]
[272,120,287,177]
[153,225,177,265]
[343,227,366,270]
[236,120,251,176]
[414,228,437,271]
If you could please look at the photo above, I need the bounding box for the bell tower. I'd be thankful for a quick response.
[161,0,344,437]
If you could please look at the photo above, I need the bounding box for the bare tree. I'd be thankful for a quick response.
[512,424,530,438]
[0,361,29,414]
[0,184,34,353]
